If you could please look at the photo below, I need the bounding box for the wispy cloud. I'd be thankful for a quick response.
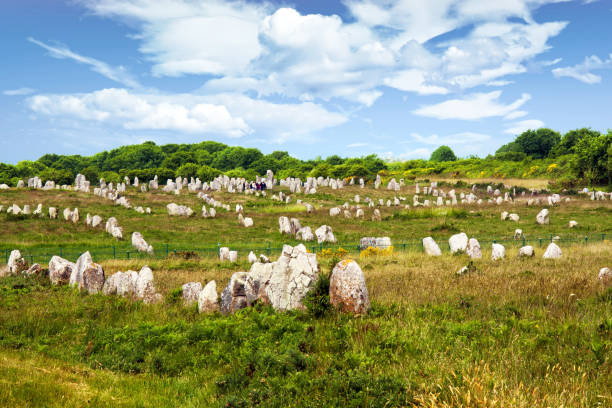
[408,132,491,145]
[28,37,141,88]
[413,91,530,121]
[504,119,545,135]
[552,54,612,84]
[3,87,36,96]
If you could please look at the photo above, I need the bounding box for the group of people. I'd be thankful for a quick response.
[243,182,268,191]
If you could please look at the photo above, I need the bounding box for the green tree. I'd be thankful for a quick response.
[197,165,221,182]
[551,128,600,157]
[430,146,457,162]
[513,128,561,159]
[571,132,612,185]
[176,163,199,179]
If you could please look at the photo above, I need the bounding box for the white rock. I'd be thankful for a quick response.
[248,251,257,264]
[314,225,336,244]
[423,237,442,256]
[542,243,562,259]
[536,209,550,225]
[508,213,520,222]
[491,243,505,261]
[7,250,28,275]
[48,256,75,285]
[466,238,482,259]
[449,233,468,254]
[598,267,612,283]
[132,232,154,254]
[182,282,203,306]
[198,281,219,313]
[518,246,535,257]
[569,220,578,228]
[329,260,370,314]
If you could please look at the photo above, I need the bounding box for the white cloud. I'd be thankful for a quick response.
[76,0,570,106]
[413,91,531,120]
[552,54,612,84]
[26,88,347,142]
[28,37,140,88]
[504,119,545,134]
[504,110,528,120]
[408,132,491,145]
[3,88,36,96]
[347,142,369,148]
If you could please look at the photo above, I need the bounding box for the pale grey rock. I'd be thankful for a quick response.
[371,209,381,222]
[449,233,468,254]
[359,237,392,250]
[219,247,230,261]
[248,251,258,264]
[569,220,578,228]
[167,203,193,216]
[25,263,42,276]
[296,226,314,242]
[536,209,550,225]
[278,216,292,235]
[48,256,75,285]
[598,267,612,283]
[508,213,520,222]
[466,238,482,259]
[329,260,370,314]
[542,243,562,259]
[501,211,509,221]
[314,225,336,244]
[514,229,524,240]
[71,251,105,294]
[221,272,249,314]
[91,215,103,228]
[48,207,57,219]
[491,243,506,261]
[182,282,203,306]
[8,250,28,275]
[132,232,154,254]
[423,237,442,256]
[518,246,535,257]
[198,281,219,313]
[229,251,238,263]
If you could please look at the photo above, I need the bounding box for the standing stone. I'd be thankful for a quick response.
[314,225,336,244]
[491,243,506,261]
[229,251,238,263]
[371,209,381,221]
[569,220,578,228]
[182,282,203,306]
[49,207,57,219]
[518,246,535,257]
[536,209,550,225]
[48,256,75,285]
[71,251,105,294]
[466,238,482,259]
[248,251,258,264]
[25,263,42,276]
[423,237,442,256]
[508,213,520,222]
[514,229,524,239]
[329,260,370,314]
[542,243,562,259]
[449,233,468,254]
[599,267,612,283]
[198,281,219,313]
[219,247,230,261]
[7,250,28,275]
[132,232,154,254]
[221,272,249,314]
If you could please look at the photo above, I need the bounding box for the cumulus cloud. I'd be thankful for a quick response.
[552,54,612,84]
[413,91,531,120]
[504,119,545,135]
[28,37,141,88]
[3,88,36,96]
[26,88,347,141]
[75,0,570,105]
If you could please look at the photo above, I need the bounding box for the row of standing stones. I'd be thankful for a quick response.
[1,244,372,315]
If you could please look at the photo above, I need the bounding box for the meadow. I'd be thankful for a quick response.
[0,179,611,407]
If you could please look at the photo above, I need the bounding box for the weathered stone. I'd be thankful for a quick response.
[501,211,508,221]
[198,281,219,313]
[48,256,75,285]
[514,229,524,239]
[7,250,28,275]
[91,215,103,228]
[182,282,203,306]
[518,246,535,257]
[329,260,370,314]
[359,237,392,250]
[221,272,249,314]
[229,251,238,263]
[542,243,562,259]
[466,238,482,259]
[248,251,257,264]
[371,208,381,221]
[449,233,468,254]
[71,251,105,294]
[423,237,442,256]
[296,226,314,241]
[491,243,505,261]
[278,216,292,234]
[569,220,578,228]
[25,263,42,276]
[508,213,520,222]
[132,232,154,254]
[49,207,57,219]
[598,267,612,284]
[314,225,336,244]
[536,209,550,225]
[219,247,230,261]
[167,203,193,216]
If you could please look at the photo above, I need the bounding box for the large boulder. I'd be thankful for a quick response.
[314,225,336,244]
[167,203,193,216]
[296,226,315,242]
[182,282,203,306]
[7,250,28,275]
[245,244,320,312]
[135,266,162,304]
[25,263,42,276]
[518,246,535,257]
[466,238,482,259]
[359,237,392,250]
[536,209,550,225]
[423,237,442,256]
[599,267,612,284]
[542,243,562,259]
[198,281,219,313]
[491,243,506,261]
[49,256,76,285]
[278,216,292,235]
[71,251,105,294]
[329,260,370,314]
[449,233,468,254]
[132,232,154,254]
[221,272,249,314]
[219,247,230,261]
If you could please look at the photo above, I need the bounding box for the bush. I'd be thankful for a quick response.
[430,146,457,162]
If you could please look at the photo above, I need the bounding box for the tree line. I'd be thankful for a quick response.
[0,127,610,187]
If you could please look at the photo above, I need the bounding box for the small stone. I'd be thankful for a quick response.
[536,209,549,225]
[182,282,203,306]
[542,243,562,259]
[198,281,219,313]
[491,243,505,261]
[518,246,535,257]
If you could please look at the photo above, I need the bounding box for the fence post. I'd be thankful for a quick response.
[550,234,553,243]
[127,251,130,260]
[602,233,605,242]
[538,238,542,248]
[166,243,169,258]
[113,246,116,259]
[585,236,588,246]
[522,236,526,247]
[267,242,271,256]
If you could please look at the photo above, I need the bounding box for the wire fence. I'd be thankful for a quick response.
[2,233,609,265]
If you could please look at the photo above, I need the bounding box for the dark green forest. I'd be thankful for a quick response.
[1,127,611,187]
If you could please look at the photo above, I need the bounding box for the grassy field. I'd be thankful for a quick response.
[0,180,611,407]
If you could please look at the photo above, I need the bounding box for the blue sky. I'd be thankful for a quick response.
[1,0,611,164]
